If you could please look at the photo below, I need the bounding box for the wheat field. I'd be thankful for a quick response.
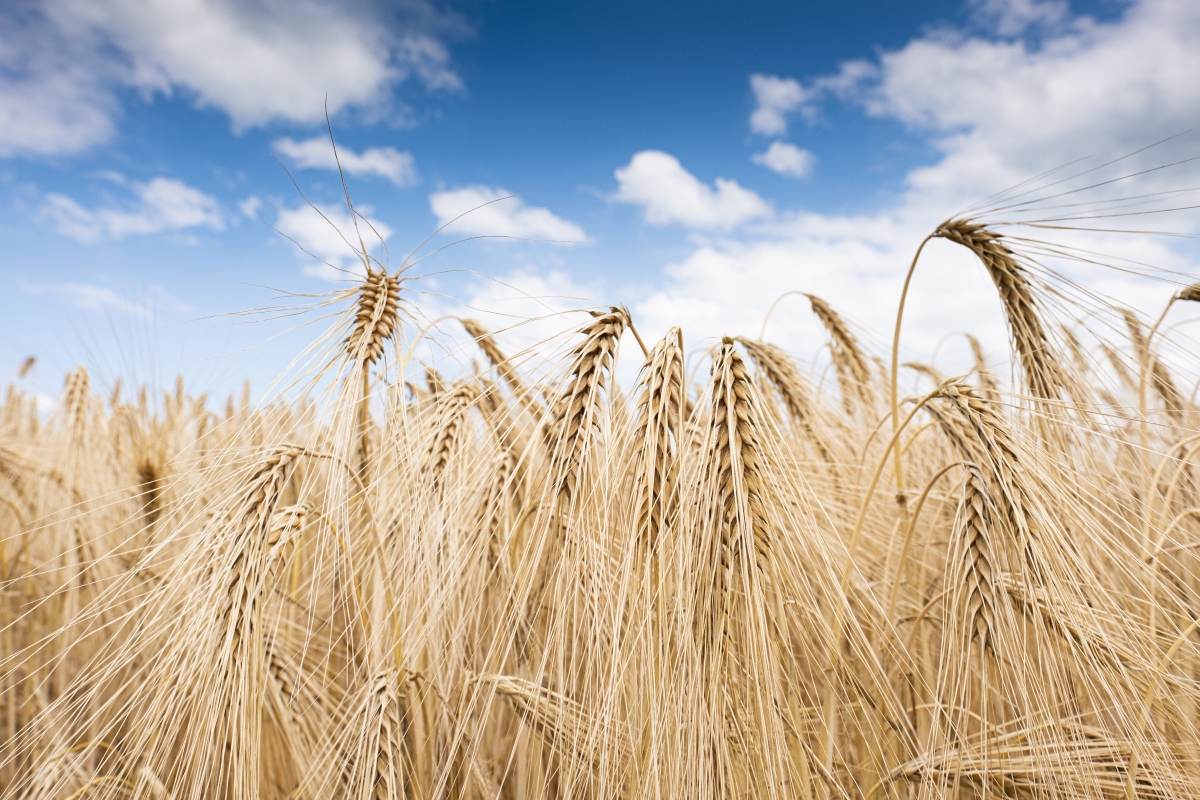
[4,207,1200,799]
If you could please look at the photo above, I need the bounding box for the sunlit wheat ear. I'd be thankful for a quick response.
[545,306,629,504]
[61,366,90,443]
[806,293,873,413]
[1124,309,1184,422]
[734,336,832,463]
[712,337,770,573]
[966,333,1001,403]
[630,328,684,554]
[461,318,539,414]
[696,338,768,660]
[935,219,1069,404]
[951,464,1003,651]
[346,268,401,365]
[424,380,481,491]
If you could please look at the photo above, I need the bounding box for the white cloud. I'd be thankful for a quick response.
[274,204,394,280]
[44,178,223,242]
[273,136,418,186]
[614,150,772,230]
[429,186,587,242]
[749,74,808,136]
[752,141,815,179]
[0,0,463,156]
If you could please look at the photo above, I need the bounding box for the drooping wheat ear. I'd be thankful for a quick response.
[346,268,401,365]
[903,361,946,387]
[62,366,90,441]
[475,673,628,770]
[545,307,629,504]
[1100,342,1138,393]
[425,380,481,490]
[461,318,539,415]
[734,336,832,462]
[1124,309,1184,422]
[966,333,1001,403]
[806,293,873,413]
[630,328,684,553]
[935,219,1068,404]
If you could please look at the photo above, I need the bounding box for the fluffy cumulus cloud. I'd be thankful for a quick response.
[0,0,463,156]
[273,136,418,186]
[44,177,223,242]
[752,141,815,179]
[634,0,1200,369]
[614,150,772,230]
[274,203,394,280]
[429,186,587,242]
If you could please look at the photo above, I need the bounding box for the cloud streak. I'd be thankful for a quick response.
[44,178,224,243]
[273,137,419,186]
[429,187,587,242]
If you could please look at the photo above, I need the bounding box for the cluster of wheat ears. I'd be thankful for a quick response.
[6,202,1200,799]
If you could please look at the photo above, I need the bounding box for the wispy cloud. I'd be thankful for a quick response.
[44,177,223,243]
[429,186,587,242]
[21,281,180,319]
[273,136,418,186]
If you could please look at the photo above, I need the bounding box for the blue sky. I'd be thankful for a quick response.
[2,0,1198,403]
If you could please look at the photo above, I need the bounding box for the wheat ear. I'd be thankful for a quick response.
[630,329,684,554]
[734,336,832,463]
[806,294,873,414]
[965,333,1001,403]
[934,220,1069,405]
[545,307,629,505]
[461,318,541,416]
